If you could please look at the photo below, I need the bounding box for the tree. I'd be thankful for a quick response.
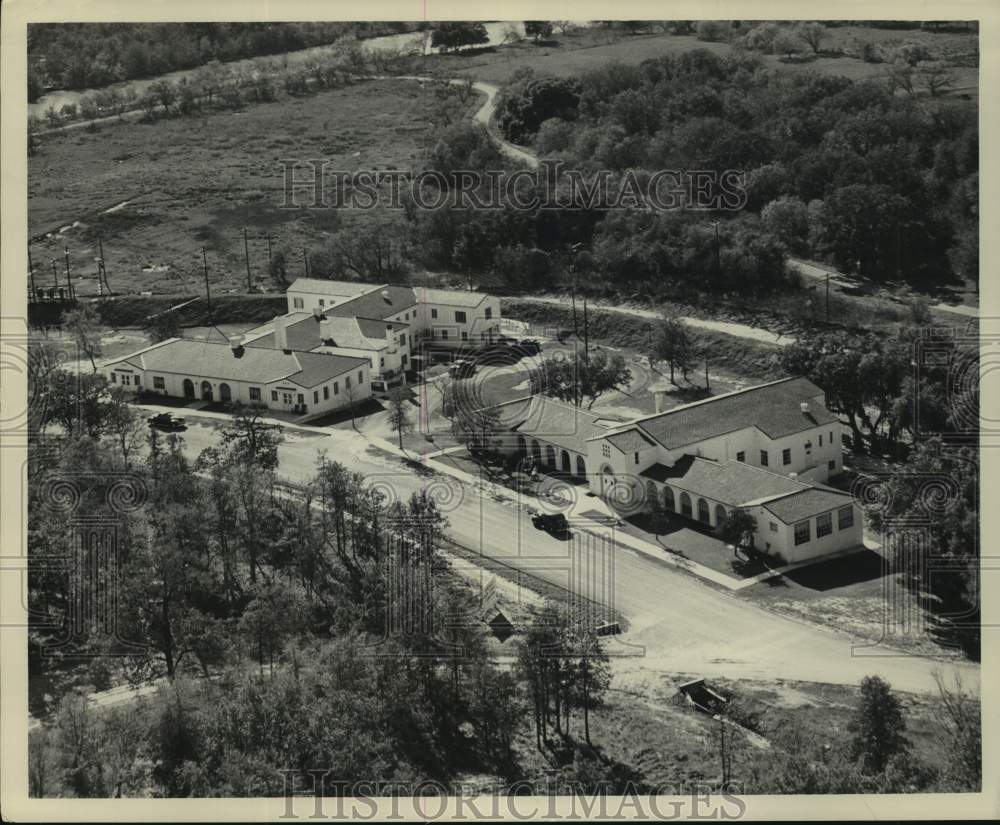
[453,405,503,456]
[797,22,827,54]
[144,310,181,343]
[530,349,632,409]
[650,315,694,384]
[569,624,611,745]
[850,676,910,774]
[715,508,757,557]
[773,30,808,61]
[430,22,488,52]
[268,248,289,288]
[386,387,413,449]
[61,303,103,372]
[933,670,981,791]
[103,387,145,467]
[917,60,956,97]
[524,21,553,42]
[149,79,177,113]
[219,403,283,469]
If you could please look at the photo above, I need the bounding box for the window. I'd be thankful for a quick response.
[313,390,319,404]
[121,374,131,386]
[405,312,409,321]
[817,512,832,538]
[441,330,448,340]
[323,386,329,400]
[293,297,304,309]
[271,390,279,401]
[461,331,468,341]
[828,459,836,471]
[358,371,363,384]
[602,443,611,459]
[760,450,769,467]
[249,387,261,401]
[400,333,406,346]
[819,434,823,447]
[736,451,745,463]
[455,311,467,323]
[804,440,812,453]
[380,358,385,367]
[782,448,791,466]
[401,354,408,366]
[838,506,854,530]
[346,376,351,388]
[485,307,492,319]
[318,299,325,307]
[431,308,438,319]
[154,376,165,389]
[769,521,778,533]
[830,430,834,445]
[111,372,117,383]
[794,520,811,546]
[297,394,304,404]
[634,452,639,465]
[334,382,339,395]
[281,392,293,405]
[134,374,141,386]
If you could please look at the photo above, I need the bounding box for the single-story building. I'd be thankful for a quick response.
[102,337,371,416]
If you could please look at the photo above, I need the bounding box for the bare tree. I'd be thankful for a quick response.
[386,387,413,449]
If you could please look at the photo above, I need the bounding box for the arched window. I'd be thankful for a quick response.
[561,450,571,473]
[182,378,195,399]
[576,455,587,478]
[680,492,692,517]
[545,444,557,468]
[516,434,527,455]
[646,481,658,511]
[663,486,675,512]
[715,504,727,526]
[200,381,213,401]
[219,383,232,403]
[697,498,710,523]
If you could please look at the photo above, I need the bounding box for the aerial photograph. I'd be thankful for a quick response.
[12,13,984,813]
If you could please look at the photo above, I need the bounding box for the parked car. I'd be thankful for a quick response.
[519,339,542,355]
[449,359,476,379]
[148,412,187,432]
[531,512,570,536]
[497,335,518,346]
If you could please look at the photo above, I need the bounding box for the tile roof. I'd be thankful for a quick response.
[106,338,365,388]
[641,457,807,506]
[412,286,489,307]
[245,313,404,353]
[600,377,837,450]
[640,454,854,523]
[287,278,383,297]
[606,429,657,453]
[762,488,855,524]
[487,396,621,453]
[327,285,418,320]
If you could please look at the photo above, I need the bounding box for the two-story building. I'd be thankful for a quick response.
[243,310,410,394]
[102,337,371,416]
[283,279,502,349]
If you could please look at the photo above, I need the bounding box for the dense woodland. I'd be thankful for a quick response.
[27,22,421,99]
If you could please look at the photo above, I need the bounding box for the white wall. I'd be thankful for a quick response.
[752,503,862,563]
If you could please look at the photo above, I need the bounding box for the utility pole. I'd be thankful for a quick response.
[97,236,109,298]
[303,247,310,277]
[202,246,212,313]
[825,273,830,322]
[705,358,710,391]
[63,247,71,284]
[243,227,253,292]
[27,245,36,300]
[573,338,579,408]
[266,233,273,266]
[583,298,590,359]
[51,260,59,289]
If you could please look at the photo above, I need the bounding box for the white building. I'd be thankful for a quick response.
[284,279,502,348]
[486,377,862,563]
[102,337,371,416]
[243,310,410,393]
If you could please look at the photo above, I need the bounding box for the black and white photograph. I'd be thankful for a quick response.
[1,1,995,820]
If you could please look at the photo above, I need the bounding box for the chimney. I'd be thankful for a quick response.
[274,315,288,351]
[312,305,324,318]
[654,390,666,414]
[800,401,810,414]
[381,289,390,302]
[229,334,244,351]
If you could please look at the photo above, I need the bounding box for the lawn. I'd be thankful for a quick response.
[739,548,968,660]
[29,79,474,298]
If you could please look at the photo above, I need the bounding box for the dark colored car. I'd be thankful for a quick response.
[148,412,187,432]
[531,512,570,536]
[519,339,542,355]
[496,335,518,346]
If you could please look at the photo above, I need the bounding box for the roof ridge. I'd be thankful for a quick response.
[101,336,179,369]
[628,376,800,427]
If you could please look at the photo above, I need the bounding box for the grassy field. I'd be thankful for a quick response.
[29,79,473,298]
[439,27,977,95]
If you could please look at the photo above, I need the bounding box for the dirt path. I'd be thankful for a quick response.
[513,295,795,346]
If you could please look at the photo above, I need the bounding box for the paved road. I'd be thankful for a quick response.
[176,420,978,696]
